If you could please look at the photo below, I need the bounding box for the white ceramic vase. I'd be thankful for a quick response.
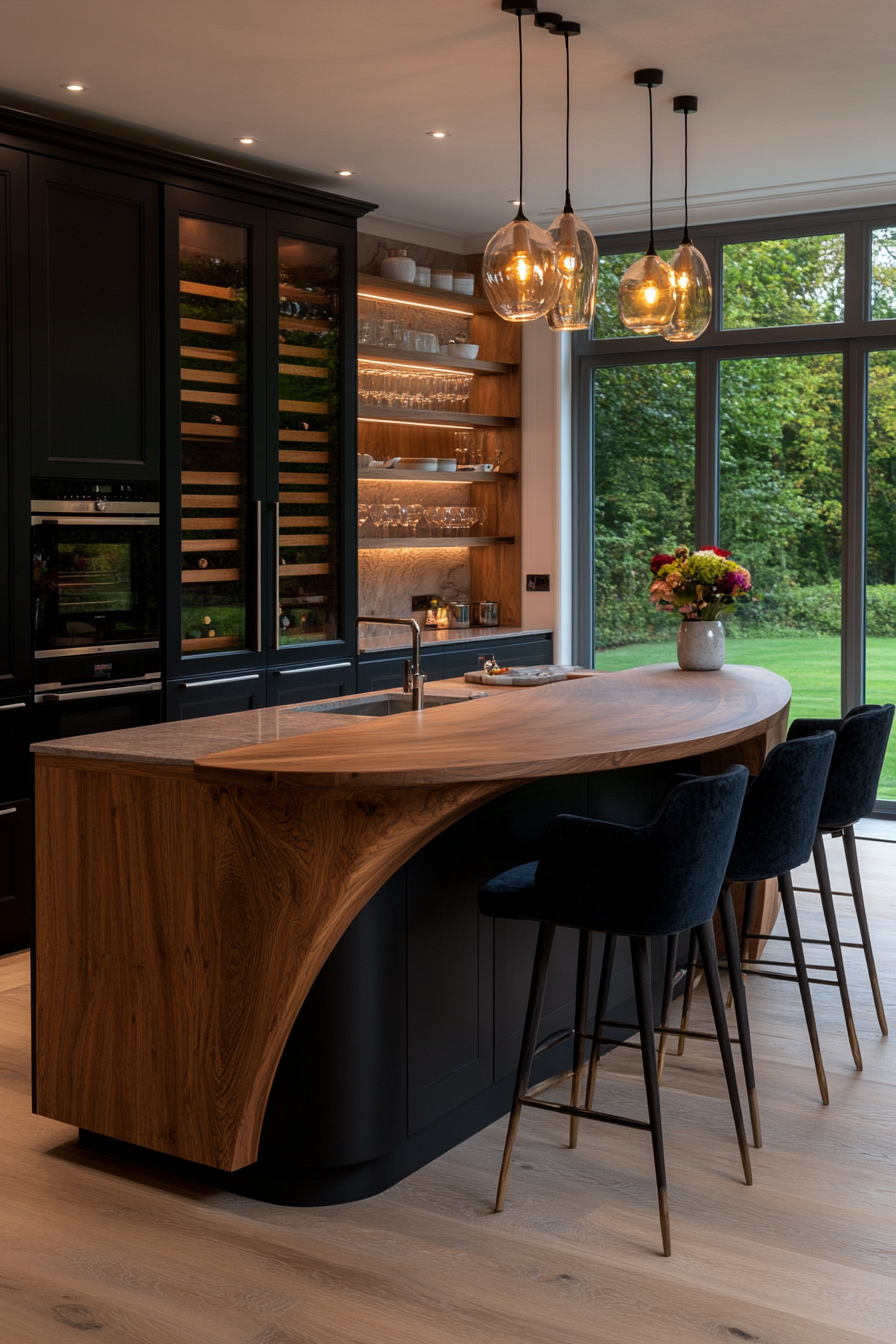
[677,619,725,670]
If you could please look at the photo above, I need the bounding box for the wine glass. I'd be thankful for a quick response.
[357,503,370,535]
[405,503,424,534]
[368,503,385,535]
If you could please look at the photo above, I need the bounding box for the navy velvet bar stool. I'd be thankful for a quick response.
[479,764,750,1258]
[786,703,895,1041]
[675,732,837,1106]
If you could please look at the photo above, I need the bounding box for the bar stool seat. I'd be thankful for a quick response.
[786,703,895,1039]
[479,764,750,1257]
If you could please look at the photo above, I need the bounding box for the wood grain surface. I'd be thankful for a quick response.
[34,666,789,1173]
[194,664,790,788]
[7,828,896,1342]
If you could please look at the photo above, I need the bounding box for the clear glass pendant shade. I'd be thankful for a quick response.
[617,250,676,333]
[662,240,712,342]
[482,215,562,322]
[545,205,598,331]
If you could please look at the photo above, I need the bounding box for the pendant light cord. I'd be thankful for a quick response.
[647,82,655,252]
[516,11,525,221]
[564,34,571,210]
[682,109,691,244]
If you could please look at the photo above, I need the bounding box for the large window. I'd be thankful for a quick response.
[576,206,896,812]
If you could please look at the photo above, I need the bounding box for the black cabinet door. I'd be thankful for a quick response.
[0,799,32,956]
[358,650,443,693]
[30,159,160,479]
[266,659,355,706]
[0,147,28,697]
[0,698,31,803]
[166,672,264,721]
[406,811,493,1133]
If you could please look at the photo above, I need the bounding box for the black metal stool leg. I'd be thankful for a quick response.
[779,871,829,1105]
[656,933,679,1084]
[584,933,616,1111]
[676,929,699,1056]
[843,826,888,1036]
[813,834,862,1070]
[695,921,753,1186]
[569,930,592,1149]
[630,937,671,1256]
[718,884,762,1148]
[495,922,556,1212]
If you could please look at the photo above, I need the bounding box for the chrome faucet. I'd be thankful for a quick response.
[355,616,427,710]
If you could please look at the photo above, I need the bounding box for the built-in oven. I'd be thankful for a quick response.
[31,481,163,743]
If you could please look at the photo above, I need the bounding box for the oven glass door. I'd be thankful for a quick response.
[32,520,160,654]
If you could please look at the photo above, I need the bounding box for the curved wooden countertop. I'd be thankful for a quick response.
[34,664,791,1174]
[194,664,792,787]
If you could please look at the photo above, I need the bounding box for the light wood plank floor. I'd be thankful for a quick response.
[1,832,894,1343]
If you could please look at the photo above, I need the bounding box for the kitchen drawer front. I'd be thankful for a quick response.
[0,798,33,956]
[267,660,356,707]
[166,671,265,721]
[0,698,31,803]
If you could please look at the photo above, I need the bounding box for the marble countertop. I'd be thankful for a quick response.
[30,681,504,767]
[357,624,551,653]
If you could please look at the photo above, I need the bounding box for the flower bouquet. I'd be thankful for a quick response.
[647,545,752,669]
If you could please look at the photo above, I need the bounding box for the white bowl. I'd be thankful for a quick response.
[451,344,479,360]
[395,456,437,471]
[437,458,457,472]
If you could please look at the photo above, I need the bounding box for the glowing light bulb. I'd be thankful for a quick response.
[482,215,561,322]
[662,240,712,342]
[545,204,598,332]
[617,250,676,334]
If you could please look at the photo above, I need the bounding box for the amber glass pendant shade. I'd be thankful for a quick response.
[483,214,562,322]
[663,240,712,341]
[546,204,598,330]
[617,249,676,333]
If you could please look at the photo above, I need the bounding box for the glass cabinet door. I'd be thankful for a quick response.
[178,217,251,655]
[274,233,340,649]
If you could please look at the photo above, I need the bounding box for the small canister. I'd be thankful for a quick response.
[473,600,499,626]
[414,266,431,287]
[431,268,454,291]
[448,602,470,628]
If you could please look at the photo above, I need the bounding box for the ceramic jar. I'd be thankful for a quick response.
[380,249,417,283]
[677,619,725,670]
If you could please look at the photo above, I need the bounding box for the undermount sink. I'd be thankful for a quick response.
[289,691,486,718]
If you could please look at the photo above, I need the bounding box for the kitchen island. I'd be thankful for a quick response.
[32,665,790,1203]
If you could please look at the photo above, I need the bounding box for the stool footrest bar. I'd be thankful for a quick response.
[520,1094,652,1131]
[533,1028,574,1058]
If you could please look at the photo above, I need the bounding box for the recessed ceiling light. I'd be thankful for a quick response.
[336,169,354,177]
[427,131,450,139]
[236,137,255,145]
[62,83,86,92]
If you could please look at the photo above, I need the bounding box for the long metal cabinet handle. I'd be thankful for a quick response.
[0,807,17,817]
[273,501,280,651]
[253,500,262,652]
[36,683,162,704]
[182,674,260,689]
[0,703,27,711]
[31,516,159,527]
[276,661,352,676]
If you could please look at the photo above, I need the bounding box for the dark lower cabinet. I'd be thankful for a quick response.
[266,660,356,707]
[0,698,31,803]
[358,633,555,694]
[166,671,265,721]
[0,799,32,956]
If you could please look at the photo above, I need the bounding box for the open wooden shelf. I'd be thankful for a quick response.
[359,467,514,483]
[358,535,514,550]
[359,407,516,429]
[358,273,491,315]
[358,344,514,375]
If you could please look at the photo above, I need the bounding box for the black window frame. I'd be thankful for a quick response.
[573,202,896,816]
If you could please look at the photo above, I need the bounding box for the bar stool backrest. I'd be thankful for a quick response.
[725,732,836,885]
[534,765,749,939]
[787,704,894,831]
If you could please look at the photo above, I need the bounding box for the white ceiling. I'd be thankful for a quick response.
[2,0,895,249]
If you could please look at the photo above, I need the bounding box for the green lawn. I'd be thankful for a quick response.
[594,634,896,799]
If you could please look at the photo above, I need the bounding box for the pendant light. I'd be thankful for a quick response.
[617,69,676,334]
[662,95,713,342]
[543,19,598,331]
[483,6,561,323]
